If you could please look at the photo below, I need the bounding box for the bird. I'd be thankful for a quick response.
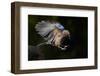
[35,20,70,50]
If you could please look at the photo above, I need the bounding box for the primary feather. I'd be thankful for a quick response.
[35,21,56,37]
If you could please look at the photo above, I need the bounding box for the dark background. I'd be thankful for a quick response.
[28,15,88,60]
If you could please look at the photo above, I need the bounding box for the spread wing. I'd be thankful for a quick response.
[35,21,55,38]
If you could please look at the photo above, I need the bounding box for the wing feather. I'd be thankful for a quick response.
[35,21,55,37]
